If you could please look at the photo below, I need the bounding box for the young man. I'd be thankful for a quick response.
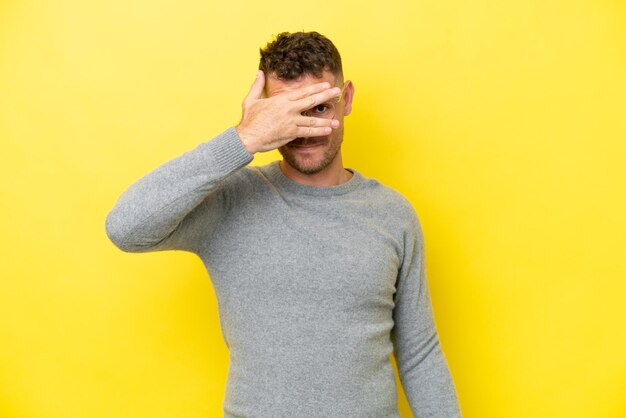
[105,31,461,418]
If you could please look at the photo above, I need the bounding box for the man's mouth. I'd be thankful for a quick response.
[289,138,325,148]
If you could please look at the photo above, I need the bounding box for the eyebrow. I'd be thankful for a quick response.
[269,81,346,101]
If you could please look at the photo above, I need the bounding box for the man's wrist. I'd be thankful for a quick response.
[235,125,257,156]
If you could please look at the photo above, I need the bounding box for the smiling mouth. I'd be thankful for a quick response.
[290,143,322,148]
[289,138,325,148]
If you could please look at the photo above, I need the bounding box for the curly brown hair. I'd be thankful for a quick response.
[258,31,343,82]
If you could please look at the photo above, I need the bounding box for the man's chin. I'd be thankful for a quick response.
[285,158,321,173]
[279,137,342,175]
[279,151,324,174]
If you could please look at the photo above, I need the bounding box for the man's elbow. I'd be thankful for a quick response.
[104,211,141,253]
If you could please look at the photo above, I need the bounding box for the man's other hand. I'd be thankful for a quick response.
[235,70,341,155]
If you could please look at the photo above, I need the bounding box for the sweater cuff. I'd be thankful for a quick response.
[203,126,254,175]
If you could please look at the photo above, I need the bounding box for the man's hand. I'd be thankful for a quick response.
[235,70,341,155]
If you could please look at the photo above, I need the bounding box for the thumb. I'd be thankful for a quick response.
[244,70,265,104]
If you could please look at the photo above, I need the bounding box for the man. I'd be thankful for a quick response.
[105,31,461,417]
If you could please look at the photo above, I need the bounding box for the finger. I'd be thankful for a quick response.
[287,81,332,101]
[295,126,333,138]
[293,87,341,112]
[243,70,265,105]
[296,115,338,128]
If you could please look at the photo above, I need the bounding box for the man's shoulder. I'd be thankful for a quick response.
[362,173,415,208]
[357,172,420,225]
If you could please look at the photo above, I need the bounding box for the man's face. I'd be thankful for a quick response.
[265,70,351,175]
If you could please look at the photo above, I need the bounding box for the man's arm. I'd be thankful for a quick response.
[391,209,462,417]
[104,127,253,253]
[104,71,342,254]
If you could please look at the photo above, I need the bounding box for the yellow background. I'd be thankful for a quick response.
[1,0,625,417]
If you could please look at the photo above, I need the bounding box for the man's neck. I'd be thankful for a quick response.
[279,160,353,187]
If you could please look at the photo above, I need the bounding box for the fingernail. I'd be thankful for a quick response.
[331,119,340,127]
[332,87,341,95]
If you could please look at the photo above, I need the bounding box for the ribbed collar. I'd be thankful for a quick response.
[262,160,366,197]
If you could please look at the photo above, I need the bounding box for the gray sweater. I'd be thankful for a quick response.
[105,126,461,418]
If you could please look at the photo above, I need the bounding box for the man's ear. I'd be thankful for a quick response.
[342,80,355,116]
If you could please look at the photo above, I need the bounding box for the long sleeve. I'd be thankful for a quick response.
[391,209,462,417]
[104,126,253,254]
